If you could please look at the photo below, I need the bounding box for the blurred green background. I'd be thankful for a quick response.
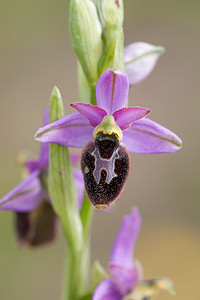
[0,0,200,299]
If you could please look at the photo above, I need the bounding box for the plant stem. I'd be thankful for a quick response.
[62,247,85,300]
[90,83,96,105]
[62,227,92,300]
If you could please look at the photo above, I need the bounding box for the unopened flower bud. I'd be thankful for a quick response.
[124,42,165,85]
[97,1,124,73]
[99,0,124,43]
[69,0,102,85]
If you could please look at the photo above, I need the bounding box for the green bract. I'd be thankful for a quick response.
[48,87,83,249]
[48,87,85,300]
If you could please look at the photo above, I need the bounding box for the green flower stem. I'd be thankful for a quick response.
[98,28,124,75]
[48,87,85,300]
[78,63,96,106]
[90,83,96,106]
[78,63,91,103]
[62,244,90,300]
[64,247,87,299]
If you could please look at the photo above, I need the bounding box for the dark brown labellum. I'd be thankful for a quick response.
[15,201,57,247]
[81,133,129,209]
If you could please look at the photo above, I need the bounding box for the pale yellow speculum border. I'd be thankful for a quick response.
[93,115,123,142]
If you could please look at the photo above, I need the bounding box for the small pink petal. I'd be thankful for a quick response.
[113,107,150,130]
[71,102,107,127]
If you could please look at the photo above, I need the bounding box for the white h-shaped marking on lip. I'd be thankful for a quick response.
[91,147,119,184]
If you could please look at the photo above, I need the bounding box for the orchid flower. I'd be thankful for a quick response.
[0,107,84,246]
[35,68,182,209]
[93,207,175,300]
